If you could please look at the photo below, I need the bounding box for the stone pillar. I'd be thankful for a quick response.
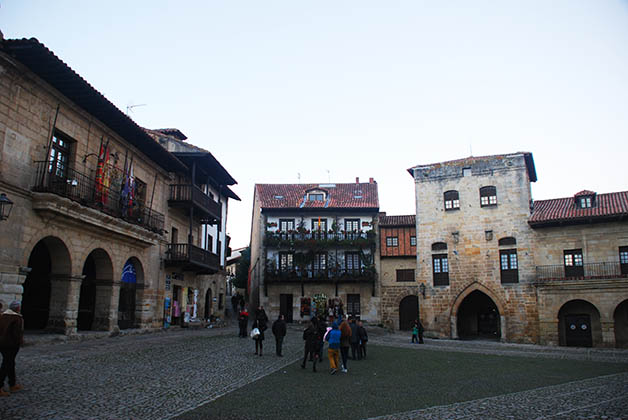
[500,315,507,342]
[135,285,155,329]
[601,320,615,348]
[450,315,457,339]
[47,274,84,335]
[0,266,29,306]
[109,281,121,334]
[93,279,114,331]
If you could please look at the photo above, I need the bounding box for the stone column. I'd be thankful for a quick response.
[109,280,121,334]
[601,320,615,348]
[450,315,458,339]
[539,320,559,346]
[0,266,29,306]
[47,274,84,335]
[500,315,507,342]
[93,279,114,331]
[135,284,155,329]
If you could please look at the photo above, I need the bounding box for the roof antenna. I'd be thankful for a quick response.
[297,172,301,182]
[126,103,147,115]
[327,169,330,182]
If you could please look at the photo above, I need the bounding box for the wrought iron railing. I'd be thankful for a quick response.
[264,267,375,283]
[264,230,376,248]
[32,161,165,233]
[535,261,626,281]
[166,243,220,271]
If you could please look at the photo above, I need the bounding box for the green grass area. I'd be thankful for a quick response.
[176,345,628,420]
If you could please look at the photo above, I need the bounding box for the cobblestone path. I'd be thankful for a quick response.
[1,325,304,420]
[2,326,628,420]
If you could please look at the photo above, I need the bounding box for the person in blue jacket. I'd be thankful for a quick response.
[325,321,342,374]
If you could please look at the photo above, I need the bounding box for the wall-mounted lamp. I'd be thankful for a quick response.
[419,283,426,298]
[0,193,14,221]
[485,230,493,241]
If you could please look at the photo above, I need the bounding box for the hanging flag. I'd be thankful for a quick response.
[94,137,105,199]
[120,153,130,216]
[100,140,111,205]
[127,158,135,217]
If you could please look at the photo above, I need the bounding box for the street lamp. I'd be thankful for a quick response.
[0,193,13,221]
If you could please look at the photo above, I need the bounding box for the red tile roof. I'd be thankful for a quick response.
[379,215,416,226]
[529,191,628,226]
[256,183,379,210]
[574,190,596,197]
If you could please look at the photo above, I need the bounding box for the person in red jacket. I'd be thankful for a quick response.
[0,301,24,396]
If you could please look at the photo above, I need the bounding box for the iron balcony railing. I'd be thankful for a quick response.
[264,231,376,249]
[264,267,376,283]
[168,184,221,224]
[535,261,627,282]
[165,243,220,273]
[32,161,165,233]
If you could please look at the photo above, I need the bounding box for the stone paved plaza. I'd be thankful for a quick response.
[1,323,628,420]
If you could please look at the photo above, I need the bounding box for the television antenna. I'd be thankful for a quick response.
[126,103,147,115]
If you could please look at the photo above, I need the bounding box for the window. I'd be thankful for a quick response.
[171,227,178,244]
[279,219,295,239]
[345,218,360,239]
[345,252,360,273]
[48,131,72,179]
[579,197,592,208]
[311,218,327,239]
[564,249,584,278]
[410,236,417,246]
[279,252,294,272]
[396,269,415,282]
[432,254,449,286]
[480,186,497,207]
[308,193,324,201]
[620,247,628,276]
[498,237,516,246]
[386,236,399,247]
[500,249,519,283]
[347,294,360,317]
[444,190,460,210]
[309,252,327,277]
[207,234,213,252]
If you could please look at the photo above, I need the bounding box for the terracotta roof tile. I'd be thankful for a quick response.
[529,191,628,226]
[256,182,378,210]
[379,215,416,226]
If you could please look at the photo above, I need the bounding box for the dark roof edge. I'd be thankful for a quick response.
[529,214,627,228]
[1,38,186,173]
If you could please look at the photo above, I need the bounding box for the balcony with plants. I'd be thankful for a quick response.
[263,226,376,250]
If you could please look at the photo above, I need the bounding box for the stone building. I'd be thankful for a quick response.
[408,152,539,343]
[377,214,419,330]
[530,190,628,348]
[0,37,237,334]
[249,179,379,322]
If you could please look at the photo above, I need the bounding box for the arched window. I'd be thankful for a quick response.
[444,190,460,211]
[432,242,447,251]
[498,237,516,246]
[480,186,497,207]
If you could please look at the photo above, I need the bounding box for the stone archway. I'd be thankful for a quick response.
[22,236,72,331]
[451,283,505,341]
[558,300,601,347]
[399,295,418,331]
[613,300,628,348]
[78,249,113,331]
[456,290,501,340]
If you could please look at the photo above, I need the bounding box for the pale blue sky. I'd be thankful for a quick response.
[2,1,628,248]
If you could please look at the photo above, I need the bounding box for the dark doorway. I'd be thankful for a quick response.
[399,295,418,331]
[564,314,592,347]
[77,255,97,331]
[22,241,52,330]
[118,260,137,330]
[280,294,293,322]
[205,288,213,320]
[457,290,500,340]
[614,300,628,348]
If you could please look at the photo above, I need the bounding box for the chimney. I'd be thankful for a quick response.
[369,177,374,184]
[355,177,359,184]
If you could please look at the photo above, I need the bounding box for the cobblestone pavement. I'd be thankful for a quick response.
[1,325,628,420]
[1,324,305,420]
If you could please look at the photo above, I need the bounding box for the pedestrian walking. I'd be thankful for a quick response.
[417,319,425,344]
[339,316,351,373]
[231,293,240,315]
[317,315,327,361]
[252,318,265,356]
[325,321,341,374]
[349,317,360,360]
[411,322,419,343]
[272,314,287,357]
[301,321,319,372]
[358,320,368,359]
[238,308,249,338]
[0,301,24,397]
[327,306,334,323]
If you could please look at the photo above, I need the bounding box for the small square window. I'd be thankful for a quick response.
[480,186,497,207]
[410,236,416,246]
[386,236,399,247]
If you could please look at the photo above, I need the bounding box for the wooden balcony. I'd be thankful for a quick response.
[165,243,220,274]
[263,231,376,250]
[32,161,165,234]
[264,267,375,284]
[168,184,221,225]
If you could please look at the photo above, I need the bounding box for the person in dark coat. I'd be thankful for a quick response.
[317,315,327,361]
[301,320,319,372]
[255,306,269,331]
[271,314,287,357]
[417,319,425,344]
[339,317,352,373]
[349,317,360,360]
[357,320,368,359]
[0,301,24,396]
[252,318,265,356]
[238,308,249,338]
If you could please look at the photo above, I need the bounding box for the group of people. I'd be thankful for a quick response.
[0,301,24,397]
